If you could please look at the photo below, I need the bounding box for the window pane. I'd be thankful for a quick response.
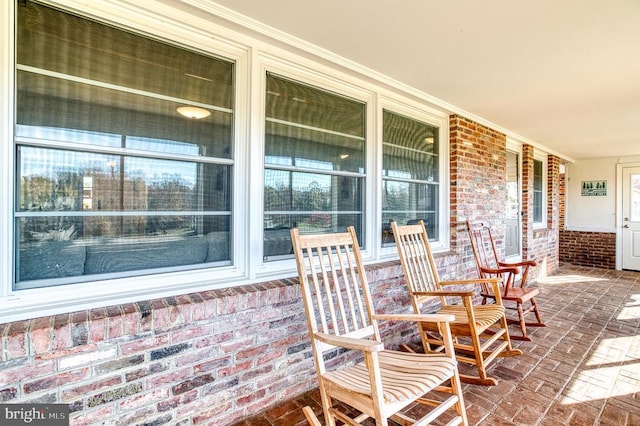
[382,110,439,244]
[382,181,438,241]
[533,160,543,191]
[15,2,234,287]
[264,74,366,259]
[18,147,230,213]
[383,111,438,181]
[265,170,362,213]
[16,1,233,160]
[266,74,364,139]
[265,121,363,173]
[264,213,362,259]
[17,216,230,283]
[533,159,543,223]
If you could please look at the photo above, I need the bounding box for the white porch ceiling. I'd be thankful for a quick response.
[208,0,640,161]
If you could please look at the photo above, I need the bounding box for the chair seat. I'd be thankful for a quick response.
[440,305,505,328]
[418,305,505,336]
[483,286,539,303]
[323,350,457,403]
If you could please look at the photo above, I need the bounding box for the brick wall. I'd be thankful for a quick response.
[559,231,616,269]
[559,172,566,229]
[449,115,507,277]
[0,257,466,426]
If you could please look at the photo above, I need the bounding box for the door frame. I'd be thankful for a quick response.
[615,160,640,270]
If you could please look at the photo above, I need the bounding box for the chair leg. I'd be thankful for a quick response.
[515,303,530,341]
[318,385,337,426]
[468,331,495,386]
[530,297,546,326]
[498,315,523,357]
[450,370,469,426]
[303,406,322,426]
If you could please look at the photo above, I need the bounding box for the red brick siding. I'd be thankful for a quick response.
[559,172,566,230]
[0,255,463,426]
[559,231,616,269]
[547,155,560,232]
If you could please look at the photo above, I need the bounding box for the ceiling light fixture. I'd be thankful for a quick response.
[177,106,211,119]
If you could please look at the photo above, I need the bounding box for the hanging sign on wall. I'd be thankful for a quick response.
[581,180,607,196]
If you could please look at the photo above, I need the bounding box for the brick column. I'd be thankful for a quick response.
[449,114,507,272]
[547,155,560,231]
[559,170,566,230]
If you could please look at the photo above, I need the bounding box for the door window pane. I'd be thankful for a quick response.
[631,173,640,222]
[15,2,234,287]
[264,74,365,259]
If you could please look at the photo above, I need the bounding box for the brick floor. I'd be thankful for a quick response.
[233,264,640,426]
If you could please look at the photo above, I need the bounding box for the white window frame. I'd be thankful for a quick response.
[1,0,252,322]
[253,55,377,278]
[378,96,450,255]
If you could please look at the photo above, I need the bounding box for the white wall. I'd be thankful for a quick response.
[565,158,617,232]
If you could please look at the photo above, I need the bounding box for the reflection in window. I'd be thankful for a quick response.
[14,1,234,288]
[263,74,366,259]
[382,110,439,244]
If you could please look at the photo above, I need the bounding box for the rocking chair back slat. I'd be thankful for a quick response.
[394,223,442,305]
[292,229,376,340]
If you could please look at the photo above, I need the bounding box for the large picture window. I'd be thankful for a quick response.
[15,2,234,288]
[263,74,366,260]
[382,110,439,244]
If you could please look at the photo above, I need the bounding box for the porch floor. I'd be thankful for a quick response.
[233,264,640,426]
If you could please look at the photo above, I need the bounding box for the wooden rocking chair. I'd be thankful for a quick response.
[392,220,522,386]
[291,226,468,426]
[466,220,545,341]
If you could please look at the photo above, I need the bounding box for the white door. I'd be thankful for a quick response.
[505,151,521,258]
[622,166,640,271]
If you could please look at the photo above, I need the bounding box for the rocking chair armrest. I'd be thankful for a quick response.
[437,279,503,305]
[480,265,519,276]
[314,332,384,353]
[499,260,536,268]
[412,290,475,298]
[439,278,501,288]
[372,313,456,324]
